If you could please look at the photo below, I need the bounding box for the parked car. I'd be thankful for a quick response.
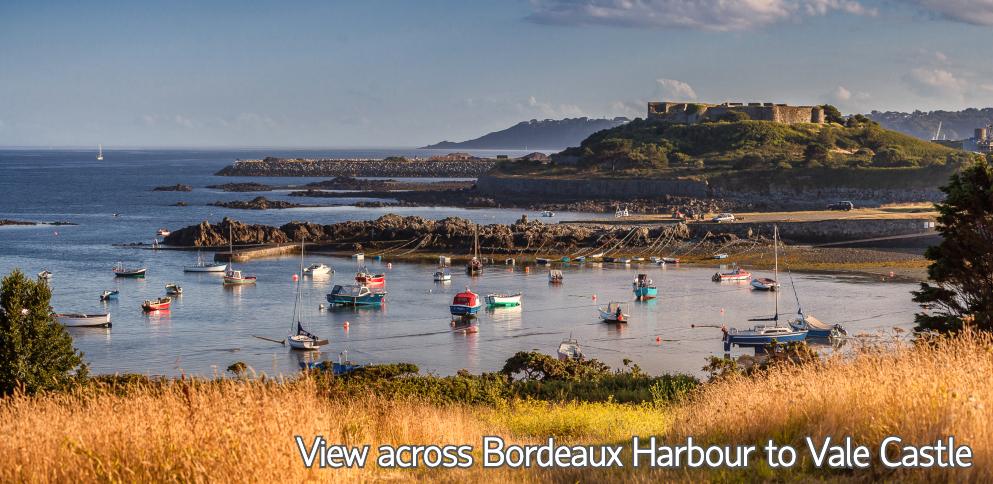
[827,201,854,211]
[712,213,736,223]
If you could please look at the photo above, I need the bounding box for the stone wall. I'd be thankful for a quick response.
[647,102,823,125]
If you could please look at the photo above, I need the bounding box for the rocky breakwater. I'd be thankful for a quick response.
[209,196,307,210]
[163,214,692,254]
[215,157,496,178]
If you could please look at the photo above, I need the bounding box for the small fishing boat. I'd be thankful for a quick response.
[354,268,385,287]
[99,289,119,301]
[751,277,780,291]
[714,253,729,260]
[184,252,227,273]
[557,337,583,361]
[541,210,555,217]
[113,262,146,278]
[288,240,328,350]
[548,269,563,284]
[660,257,680,265]
[37,270,52,280]
[598,301,630,323]
[55,312,111,328]
[142,297,172,312]
[789,314,847,339]
[633,273,658,300]
[433,268,452,282]
[485,292,522,307]
[450,287,482,316]
[327,284,386,306]
[303,263,333,276]
[156,228,170,237]
[165,283,183,295]
[712,267,751,282]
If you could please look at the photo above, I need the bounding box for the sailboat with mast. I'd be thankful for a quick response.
[96,144,104,161]
[466,223,482,275]
[222,226,257,285]
[722,226,807,351]
[288,239,327,350]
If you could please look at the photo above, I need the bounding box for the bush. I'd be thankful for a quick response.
[0,270,88,395]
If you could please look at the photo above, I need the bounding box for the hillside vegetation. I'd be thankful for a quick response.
[493,117,978,181]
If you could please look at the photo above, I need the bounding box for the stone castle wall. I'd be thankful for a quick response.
[647,102,824,125]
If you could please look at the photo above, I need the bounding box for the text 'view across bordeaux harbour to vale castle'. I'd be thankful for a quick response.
[2,1,993,482]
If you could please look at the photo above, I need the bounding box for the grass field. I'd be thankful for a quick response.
[1,331,991,482]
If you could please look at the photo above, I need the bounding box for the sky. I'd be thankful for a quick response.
[1,0,992,148]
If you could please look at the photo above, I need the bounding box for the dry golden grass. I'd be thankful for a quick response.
[2,333,993,482]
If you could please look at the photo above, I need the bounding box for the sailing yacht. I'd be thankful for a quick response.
[722,226,807,351]
[222,226,257,285]
[288,239,327,350]
[466,224,483,275]
[97,144,104,161]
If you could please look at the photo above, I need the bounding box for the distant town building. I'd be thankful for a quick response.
[647,102,825,125]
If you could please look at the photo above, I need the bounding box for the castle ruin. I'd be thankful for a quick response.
[647,102,825,125]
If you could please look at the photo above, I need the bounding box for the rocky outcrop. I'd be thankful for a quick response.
[209,196,305,210]
[152,184,193,192]
[206,183,273,192]
[162,218,290,247]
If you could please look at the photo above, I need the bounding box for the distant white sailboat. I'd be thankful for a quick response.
[97,144,104,161]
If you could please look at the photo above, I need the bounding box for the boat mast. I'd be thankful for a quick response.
[774,225,779,327]
[474,223,479,259]
[292,238,304,333]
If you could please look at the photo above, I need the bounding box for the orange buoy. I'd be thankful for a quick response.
[655,336,661,345]
[592,294,597,301]
[292,274,299,282]
[343,321,350,329]
[525,266,530,273]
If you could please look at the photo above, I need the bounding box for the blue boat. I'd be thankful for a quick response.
[632,274,658,301]
[327,284,386,306]
[450,288,482,316]
[99,289,119,301]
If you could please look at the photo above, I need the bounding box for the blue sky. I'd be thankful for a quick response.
[1,0,992,147]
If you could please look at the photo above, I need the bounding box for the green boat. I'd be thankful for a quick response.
[485,293,522,307]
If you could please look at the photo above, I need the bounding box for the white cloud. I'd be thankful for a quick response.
[173,115,195,129]
[903,68,968,98]
[656,78,698,100]
[527,0,874,31]
[909,0,993,26]
[832,85,852,102]
[522,96,586,118]
[608,100,645,117]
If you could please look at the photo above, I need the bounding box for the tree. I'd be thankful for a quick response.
[821,104,845,124]
[804,143,830,165]
[0,270,87,395]
[913,159,993,333]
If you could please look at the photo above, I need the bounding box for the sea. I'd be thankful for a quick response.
[0,148,920,378]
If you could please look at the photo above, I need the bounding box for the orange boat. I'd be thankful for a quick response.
[142,297,172,312]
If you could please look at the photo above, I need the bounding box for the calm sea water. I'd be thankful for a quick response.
[0,149,920,377]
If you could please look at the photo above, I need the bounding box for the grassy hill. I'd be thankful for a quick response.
[492,117,978,182]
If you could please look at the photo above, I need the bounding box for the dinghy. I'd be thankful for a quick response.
[141,297,172,312]
[598,301,629,323]
[485,293,522,307]
[55,313,111,328]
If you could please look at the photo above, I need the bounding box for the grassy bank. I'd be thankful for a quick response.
[2,333,991,481]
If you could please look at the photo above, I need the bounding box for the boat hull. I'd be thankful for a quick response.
[223,276,257,285]
[485,294,521,307]
[55,313,111,328]
[450,304,482,316]
[326,293,386,306]
[184,265,227,273]
[288,335,320,350]
[633,286,658,300]
[750,278,780,291]
[724,330,807,349]
[114,269,146,278]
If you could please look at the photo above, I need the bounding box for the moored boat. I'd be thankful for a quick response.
[541,210,555,217]
[450,287,482,316]
[113,262,146,278]
[38,270,52,280]
[789,314,847,339]
[99,289,119,301]
[288,239,328,350]
[55,312,111,328]
[156,228,170,237]
[466,224,483,275]
[632,273,658,300]
[712,267,751,282]
[557,337,583,361]
[222,227,256,285]
[327,284,386,306]
[184,252,227,273]
[304,263,333,276]
[598,301,629,323]
[750,277,780,291]
[433,268,452,282]
[165,283,183,295]
[548,269,563,284]
[355,268,385,287]
[485,292,522,307]
[714,253,729,259]
[141,297,172,312]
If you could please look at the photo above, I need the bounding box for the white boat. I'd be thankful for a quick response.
[222,227,256,285]
[165,283,183,295]
[615,206,630,217]
[598,301,630,323]
[352,253,365,261]
[557,337,583,361]
[37,270,52,280]
[55,312,111,328]
[433,268,452,282]
[97,144,104,161]
[303,263,333,276]
[184,252,228,273]
[548,269,563,283]
[288,239,327,351]
[485,293,522,307]
[541,210,555,217]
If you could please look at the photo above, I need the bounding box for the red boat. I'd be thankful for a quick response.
[142,297,172,312]
[355,269,385,288]
[712,267,752,282]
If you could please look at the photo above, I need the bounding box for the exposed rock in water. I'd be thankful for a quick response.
[205,182,274,192]
[152,184,193,192]
[163,214,691,252]
[0,219,36,226]
[173,201,188,207]
[209,197,305,210]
